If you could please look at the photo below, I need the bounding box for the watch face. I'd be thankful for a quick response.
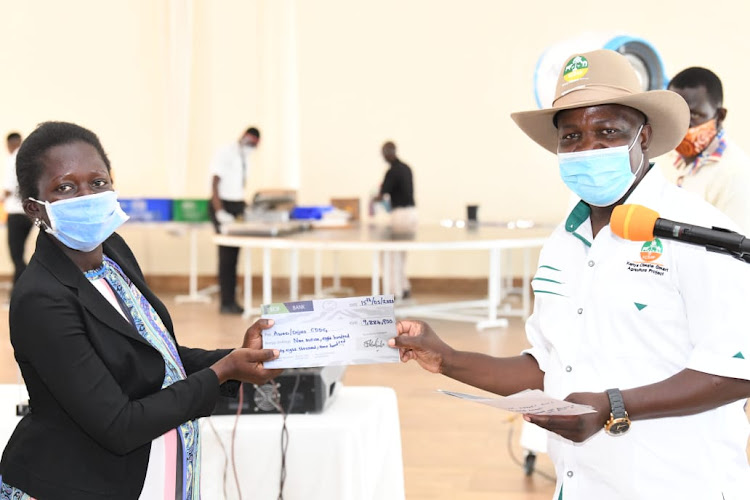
[608,419,630,435]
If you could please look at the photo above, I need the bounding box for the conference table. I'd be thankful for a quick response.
[0,384,404,500]
[215,222,551,330]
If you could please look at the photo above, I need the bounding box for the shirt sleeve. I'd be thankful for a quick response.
[10,287,223,456]
[522,308,550,373]
[678,243,750,381]
[4,154,17,193]
[209,145,229,178]
[380,169,395,197]
[708,162,750,236]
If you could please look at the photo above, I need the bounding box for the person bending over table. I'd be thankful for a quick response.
[0,121,281,500]
[389,50,750,500]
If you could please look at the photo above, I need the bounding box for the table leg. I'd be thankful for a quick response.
[314,249,323,297]
[175,225,212,303]
[290,248,299,301]
[241,249,252,319]
[488,247,501,322]
[371,250,380,296]
[263,248,272,306]
[332,250,341,290]
[383,251,392,296]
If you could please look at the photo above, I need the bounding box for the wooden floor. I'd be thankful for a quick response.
[5,286,748,498]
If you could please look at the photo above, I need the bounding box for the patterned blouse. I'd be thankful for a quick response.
[1,255,201,499]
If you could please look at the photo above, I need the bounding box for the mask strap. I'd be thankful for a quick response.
[628,123,646,178]
[27,197,53,232]
[627,124,645,152]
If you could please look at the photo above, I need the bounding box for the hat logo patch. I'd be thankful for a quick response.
[563,56,589,82]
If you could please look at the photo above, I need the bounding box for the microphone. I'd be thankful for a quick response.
[610,204,750,258]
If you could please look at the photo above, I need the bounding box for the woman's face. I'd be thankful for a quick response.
[36,141,113,203]
[24,141,113,224]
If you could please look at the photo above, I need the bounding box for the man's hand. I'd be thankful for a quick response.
[215,209,234,224]
[388,320,454,374]
[523,391,610,443]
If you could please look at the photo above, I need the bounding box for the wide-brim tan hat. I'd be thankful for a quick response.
[511,49,689,157]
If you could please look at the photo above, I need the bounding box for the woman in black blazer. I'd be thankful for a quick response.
[0,122,281,499]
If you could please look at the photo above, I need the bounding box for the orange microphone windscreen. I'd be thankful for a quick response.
[610,204,660,241]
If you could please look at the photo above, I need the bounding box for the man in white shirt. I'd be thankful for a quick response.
[659,67,750,235]
[209,127,260,314]
[390,50,750,499]
[3,132,31,284]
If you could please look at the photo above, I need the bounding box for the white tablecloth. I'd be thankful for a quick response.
[0,385,405,500]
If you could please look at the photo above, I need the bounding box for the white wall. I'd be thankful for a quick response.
[1,0,749,279]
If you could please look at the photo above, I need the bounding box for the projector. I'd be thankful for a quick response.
[211,366,345,415]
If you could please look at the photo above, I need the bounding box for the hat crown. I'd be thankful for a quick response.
[553,50,642,108]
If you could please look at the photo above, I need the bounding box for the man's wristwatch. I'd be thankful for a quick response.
[604,388,631,436]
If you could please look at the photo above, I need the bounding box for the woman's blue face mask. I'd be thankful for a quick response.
[30,191,129,252]
[557,125,645,207]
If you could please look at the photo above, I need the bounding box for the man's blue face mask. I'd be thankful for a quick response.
[557,125,645,207]
[31,191,129,252]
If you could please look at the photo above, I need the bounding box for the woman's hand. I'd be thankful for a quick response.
[387,319,454,374]
[523,391,610,443]
[211,318,283,384]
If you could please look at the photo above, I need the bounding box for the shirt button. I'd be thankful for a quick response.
[577,308,583,314]
[567,471,574,478]
[565,365,572,372]
[588,260,595,267]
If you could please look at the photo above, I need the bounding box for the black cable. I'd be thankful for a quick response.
[230,384,245,499]
[506,416,556,483]
[272,372,302,500]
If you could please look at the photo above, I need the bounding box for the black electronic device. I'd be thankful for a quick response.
[211,366,345,415]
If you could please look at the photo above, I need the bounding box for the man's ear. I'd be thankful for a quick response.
[717,107,728,128]
[640,123,653,152]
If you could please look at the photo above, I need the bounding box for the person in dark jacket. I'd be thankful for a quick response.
[0,121,281,499]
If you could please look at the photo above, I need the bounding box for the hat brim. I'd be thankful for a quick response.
[511,90,689,158]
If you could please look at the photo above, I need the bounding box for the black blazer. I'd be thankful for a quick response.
[0,232,236,499]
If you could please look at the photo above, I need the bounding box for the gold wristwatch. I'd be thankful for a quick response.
[604,388,631,436]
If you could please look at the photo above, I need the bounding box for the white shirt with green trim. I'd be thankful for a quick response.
[525,167,750,500]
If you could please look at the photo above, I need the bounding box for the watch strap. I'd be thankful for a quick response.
[606,388,627,419]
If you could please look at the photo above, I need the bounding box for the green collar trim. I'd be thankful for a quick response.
[565,201,590,233]
[565,201,592,247]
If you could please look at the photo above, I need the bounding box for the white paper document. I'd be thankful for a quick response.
[439,389,596,416]
[261,295,400,369]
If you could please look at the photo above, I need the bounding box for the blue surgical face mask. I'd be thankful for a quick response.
[557,125,645,207]
[31,191,129,252]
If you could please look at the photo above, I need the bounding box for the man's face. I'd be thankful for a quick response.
[556,104,650,175]
[382,145,396,162]
[241,134,260,148]
[6,139,20,154]
[668,85,726,129]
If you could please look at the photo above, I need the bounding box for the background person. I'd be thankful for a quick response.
[373,141,417,299]
[2,132,32,285]
[209,126,261,315]
[0,121,281,499]
[659,67,750,234]
[390,50,750,499]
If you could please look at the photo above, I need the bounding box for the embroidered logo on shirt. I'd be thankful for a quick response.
[626,239,669,276]
[733,352,745,359]
[640,239,663,262]
[634,303,648,311]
